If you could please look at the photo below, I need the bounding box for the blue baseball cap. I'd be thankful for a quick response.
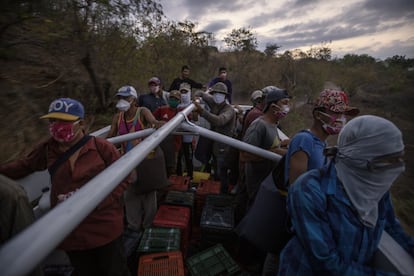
[40,98,84,121]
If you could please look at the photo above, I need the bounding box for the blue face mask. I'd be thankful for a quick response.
[213,93,226,104]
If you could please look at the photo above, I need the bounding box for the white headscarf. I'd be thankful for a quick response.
[335,115,405,227]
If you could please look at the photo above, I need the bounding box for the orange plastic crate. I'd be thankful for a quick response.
[152,205,191,254]
[167,175,191,191]
[138,251,185,276]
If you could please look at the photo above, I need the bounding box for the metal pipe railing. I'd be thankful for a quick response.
[0,104,195,276]
[179,122,283,162]
[4,104,411,275]
[106,128,155,144]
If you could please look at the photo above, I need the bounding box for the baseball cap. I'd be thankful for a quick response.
[169,90,181,100]
[40,98,84,121]
[250,90,264,102]
[210,82,228,94]
[179,82,191,93]
[116,85,137,98]
[264,86,291,105]
[148,77,161,85]
[315,89,359,116]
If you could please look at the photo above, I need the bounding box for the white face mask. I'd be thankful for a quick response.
[213,93,226,104]
[116,99,131,112]
[181,93,191,104]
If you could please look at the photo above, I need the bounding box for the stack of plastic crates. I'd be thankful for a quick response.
[138,251,185,276]
[186,243,240,276]
[137,227,181,255]
[162,190,195,221]
[200,196,236,246]
[152,205,191,255]
[194,179,221,224]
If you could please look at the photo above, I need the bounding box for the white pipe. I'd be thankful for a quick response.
[0,104,195,276]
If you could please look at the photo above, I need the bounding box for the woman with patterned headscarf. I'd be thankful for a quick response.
[278,115,414,275]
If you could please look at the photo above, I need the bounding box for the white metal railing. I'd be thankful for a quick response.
[0,105,195,276]
[0,103,413,275]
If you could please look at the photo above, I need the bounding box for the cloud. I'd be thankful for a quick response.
[203,20,232,33]
[159,0,414,59]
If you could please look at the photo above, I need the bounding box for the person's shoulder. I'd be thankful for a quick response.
[290,168,325,196]
[292,130,313,140]
[244,117,265,134]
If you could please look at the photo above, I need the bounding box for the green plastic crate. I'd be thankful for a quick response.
[186,243,240,276]
[137,227,181,253]
[164,190,195,209]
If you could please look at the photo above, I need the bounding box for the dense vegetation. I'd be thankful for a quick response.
[1,0,413,234]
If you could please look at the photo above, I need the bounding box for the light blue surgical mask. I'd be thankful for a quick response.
[213,93,226,104]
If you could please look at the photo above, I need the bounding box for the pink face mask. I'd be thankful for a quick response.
[319,111,346,135]
[49,121,80,142]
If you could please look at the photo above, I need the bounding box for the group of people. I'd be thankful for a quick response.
[235,87,414,275]
[0,63,413,276]
[0,65,234,276]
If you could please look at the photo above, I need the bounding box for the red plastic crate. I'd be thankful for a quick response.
[167,175,191,191]
[196,179,221,195]
[138,251,185,276]
[152,205,191,254]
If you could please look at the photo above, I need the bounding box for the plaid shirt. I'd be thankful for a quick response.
[279,162,414,275]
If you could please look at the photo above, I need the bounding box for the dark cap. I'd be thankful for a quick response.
[211,82,228,94]
[148,76,161,85]
[264,86,291,104]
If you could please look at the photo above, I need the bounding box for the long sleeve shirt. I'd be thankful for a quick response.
[196,91,236,156]
[0,136,130,251]
[278,162,414,275]
[169,77,203,91]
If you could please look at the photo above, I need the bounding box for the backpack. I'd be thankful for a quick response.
[272,154,287,193]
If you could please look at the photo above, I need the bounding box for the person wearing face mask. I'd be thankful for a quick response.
[194,82,236,194]
[261,88,360,275]
[138,77,167,112]
[240,89,267,139]
[107,86,166,237]
[0,98,132,276]
[235,87,291,273]
[278,115,414,275]
[240,86,291,208]
[286,89,360,186]
[208,67,233,104]
[107,85,164,152]
[176,83,195,179]
[153,90,182,177]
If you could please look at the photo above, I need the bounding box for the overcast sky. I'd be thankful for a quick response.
[159,0,414,60]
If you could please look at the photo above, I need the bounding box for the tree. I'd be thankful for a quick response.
[340,54,376,65]
[307,41,332,60]
[0,0,164,109]
[385,55,414,68]
[223,27,257,52]
[264,43,282,57]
